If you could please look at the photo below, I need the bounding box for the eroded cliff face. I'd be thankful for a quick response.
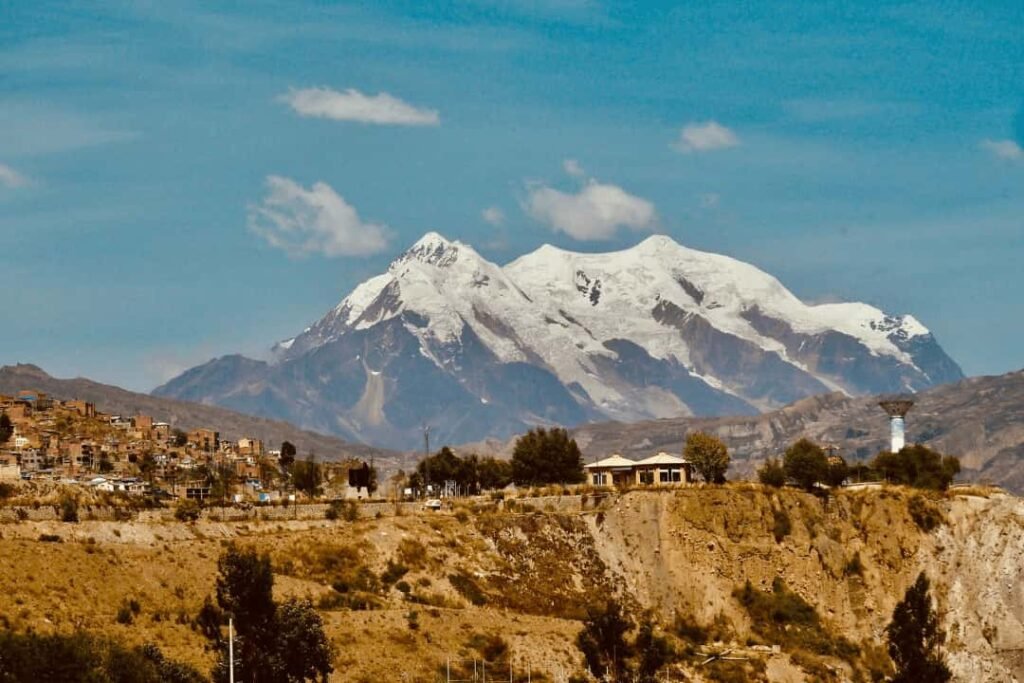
[581,488,1024,682]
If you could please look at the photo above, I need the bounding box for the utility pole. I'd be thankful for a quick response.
[423,424,431,498]
[228,617,235,683]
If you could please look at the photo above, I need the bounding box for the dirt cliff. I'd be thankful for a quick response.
[0,486,1020,681]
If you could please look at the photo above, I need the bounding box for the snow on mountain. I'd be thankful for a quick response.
[156,232,962,449]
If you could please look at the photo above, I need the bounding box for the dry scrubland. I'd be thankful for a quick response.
[0,485,1022,682]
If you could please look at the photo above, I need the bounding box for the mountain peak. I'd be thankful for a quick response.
[634,233,681,250]
[397,231,464,268]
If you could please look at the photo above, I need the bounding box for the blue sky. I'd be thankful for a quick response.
[1,0,1021,391]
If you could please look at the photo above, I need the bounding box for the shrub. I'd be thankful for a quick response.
[59,496,79,523]
[325,499,359,522]
[734,578,858,661]
[0,482,15,500]
[174,499,201,523]
[380,559,409,587]
[673,613,709,643]
[757,458,787,487]
[465,632,509,661]
[396,538,427,568]
[845,552,864,577]
[406,610,419,631]
[449,571,488,606]
[771,507,792,542]
[908,496,944,532]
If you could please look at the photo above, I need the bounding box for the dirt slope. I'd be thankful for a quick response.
[0,487,1021,681]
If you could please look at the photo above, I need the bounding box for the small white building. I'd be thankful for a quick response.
[585,452,693,487]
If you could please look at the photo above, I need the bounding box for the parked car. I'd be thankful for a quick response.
[424,498,442,511]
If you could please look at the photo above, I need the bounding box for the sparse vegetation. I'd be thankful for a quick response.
[0,631,204,682]
[175,499,202,522]
[908,495,944,532]
[449,571,488,606]
[734,577,858,662]
[771,507,792,542]
[757,458,786,487]
[59,495,79,523]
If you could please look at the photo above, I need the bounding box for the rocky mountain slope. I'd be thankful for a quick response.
[154,233,962,449]
[0,363,399,465]
[565,368,1024,493]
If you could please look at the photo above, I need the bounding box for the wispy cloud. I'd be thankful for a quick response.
[525,165,656,241]
[248,176,390,257]
[280,87,440,126]
[562,158,585,177]
[980,138,1023,161]
[673,121,740,153]
[0,163,29,189]
[481,206,505,226]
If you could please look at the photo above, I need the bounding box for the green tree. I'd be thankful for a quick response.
[292,455,322,498]
[684,432,730,484]
[757,457,787,487]
[477,456,513,491]
[576,600,633,682]
[872,445,960,491]
[210,545,334,683]
[511,428,584,486]
[634,615,672,682]
[172,429,188,448]
[784,438,828,491]
[824,454,849,487]
[279,441,297,470]
[0,413,13,443]
[886,573,951,683]
[274,598,334,683]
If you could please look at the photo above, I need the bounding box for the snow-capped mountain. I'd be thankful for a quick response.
[154,232,963,449]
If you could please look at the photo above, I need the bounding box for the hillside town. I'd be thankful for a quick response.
[0,388,370,502]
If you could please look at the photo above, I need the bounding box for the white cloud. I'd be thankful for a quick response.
[280,87,440,126]
[248,176,390,257]
[481,206,505,226]
[673,121,740,153]
[980,138,1023,161]
[526,178,656,241]
[0,163,29,188]
[562,158,585,177]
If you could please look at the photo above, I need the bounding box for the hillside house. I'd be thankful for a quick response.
[188,428,219,453]
[585,452,694,487]
[64,400,96,418]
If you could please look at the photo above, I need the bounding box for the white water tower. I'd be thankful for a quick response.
[878,397,915,453]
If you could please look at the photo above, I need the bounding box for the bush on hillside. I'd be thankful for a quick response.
[734,578,858,661]
[0,631,203,682]
[872,445,960,491]
[174,499,201,522]
[757,458,787,487]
